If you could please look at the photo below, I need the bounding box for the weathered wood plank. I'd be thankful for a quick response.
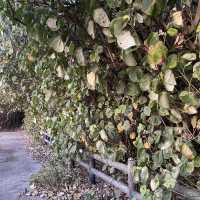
[174,183,200,200]
[89,157,96,184]
[92,154,128,174]
[128,158,135,198]
[77,160,143,200]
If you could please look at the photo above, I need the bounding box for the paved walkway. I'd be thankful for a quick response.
[0,131,42,200]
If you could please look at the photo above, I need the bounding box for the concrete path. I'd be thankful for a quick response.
[0,131,41,200]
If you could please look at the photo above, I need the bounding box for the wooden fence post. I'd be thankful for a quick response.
[89,157,96,184]
[128,157,135,199]
[69,159,75,168]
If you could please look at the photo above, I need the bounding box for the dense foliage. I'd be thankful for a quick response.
[1,0,200,199]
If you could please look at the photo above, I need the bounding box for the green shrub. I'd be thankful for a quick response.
[1,0,200,199]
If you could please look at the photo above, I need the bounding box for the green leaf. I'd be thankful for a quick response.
[75,47,86,66]
[140,185,152,199]
[132,166,141,183]
[170,109,182,123]
[96,140,106,154]
[139,74,151,91]
[143,106,151,116]
[193,62,200,80]
[148,115,161,126]
[56,65,64,78]
[152,151,163,169]
[99,129,108,142]
[161,140,173,150]
[162,191,172,200]
[123,120,131,131]
[106,0,122,8]
[153,188,163,200]
[167,28,178,37]
[105,107,113,118]
[182,53,197,61]
[49,36,64,53]
[116,80,125,94]
[185,161,195,174]
[46,17,59,31]
[172,154,181,165]
[145,32,159,46]
[87,71,96,90]
[163,173,176,189]
[110,15,130,37]
[159,92,170,109]
[125,0,133,4]
[137,123,145,134]
[140,166,149,184]
[179,91,198,106]
[150,175,160,191]
[123,50,137,67]
[140,0,157,16]
[194,156,200,168]
[127,67,143,82]
[127,82,140,97]
[166,54,178,69]
[87,20,95,39]
[147,41,167,69]
[196,24,200,33]
[184,104,198,114]
[149,91,159,102]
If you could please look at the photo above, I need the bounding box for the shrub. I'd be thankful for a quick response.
[1,0,200,199]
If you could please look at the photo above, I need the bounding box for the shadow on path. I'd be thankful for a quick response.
[0,131,42,200]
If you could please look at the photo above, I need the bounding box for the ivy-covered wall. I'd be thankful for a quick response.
[1,0,200,199]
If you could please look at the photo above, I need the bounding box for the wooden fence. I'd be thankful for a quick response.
[76,154,143,200]
[42,133,200,200]
[43,133,142,200]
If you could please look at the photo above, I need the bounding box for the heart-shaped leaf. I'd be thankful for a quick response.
[110,15,130,37]
[164,70,176,92]
[75,47,86,66]
[93,8,110,27]
[181,143,194,160]
[147,41,167,69]
[46,17,59,31]
[50,36,64,53]
[87,71,96,90]
[117,31,136,49]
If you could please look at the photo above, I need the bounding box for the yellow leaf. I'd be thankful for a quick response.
[87,71,96,90]
[127,112,133,121]
[172,11,183,27]
[144,142,151,149]
[130,132,136,140]
[117,122,124,133]
[181,143,194,160]
[191,116,197,128]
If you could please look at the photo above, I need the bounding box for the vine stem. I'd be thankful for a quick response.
[189,0,200,33]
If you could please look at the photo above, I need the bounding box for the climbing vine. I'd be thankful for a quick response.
[1,0,200,199]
